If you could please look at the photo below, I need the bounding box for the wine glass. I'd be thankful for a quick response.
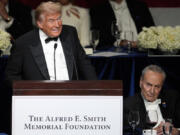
[90,29,100,52]
[111,21,121,51]
[163,119,173,135]
[124,31,134,53]
[146,110,158,134]
[128,110,140,135]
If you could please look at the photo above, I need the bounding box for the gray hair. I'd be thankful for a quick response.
[35,1,62,23]
[141,65,166,82]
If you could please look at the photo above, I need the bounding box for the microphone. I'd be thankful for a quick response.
[54,43,57,49]
[54,43,57,80]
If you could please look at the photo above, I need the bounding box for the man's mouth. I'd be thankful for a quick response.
[147,94,154,98]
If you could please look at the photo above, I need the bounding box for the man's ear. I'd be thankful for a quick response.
[37,20,43,29]
[139,77,142,88]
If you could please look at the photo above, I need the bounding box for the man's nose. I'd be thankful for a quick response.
[149,86,155,95]
[54,20,59,26]
[54,19,61,26]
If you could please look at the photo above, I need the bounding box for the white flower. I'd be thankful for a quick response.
[137,26,180,52]
[0,29,11,52]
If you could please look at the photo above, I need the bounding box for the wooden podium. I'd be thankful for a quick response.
[12,80,123,135]
[13,80,122,95]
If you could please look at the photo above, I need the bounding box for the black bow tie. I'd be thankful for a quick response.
[45,37,58,43]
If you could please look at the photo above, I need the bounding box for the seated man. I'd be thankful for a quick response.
[124,65,180,135]
[0,0,13,31]
[0,0,33,39]
[56,0,91,48]
[90,0,155,50]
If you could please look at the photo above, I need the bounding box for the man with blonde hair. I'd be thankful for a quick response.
[5,1,97,81]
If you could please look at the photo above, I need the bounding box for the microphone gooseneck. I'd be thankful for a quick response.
[54,43,57,80]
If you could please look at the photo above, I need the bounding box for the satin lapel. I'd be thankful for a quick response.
[29,30,50,80]
[126,0,139,31]
[137,94,147,128]
[106,1,116,22]
[60,29,74,80]
[159,94,168,119]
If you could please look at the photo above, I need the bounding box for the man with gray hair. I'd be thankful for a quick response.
[5,1,97,81]
[124,65,180,135]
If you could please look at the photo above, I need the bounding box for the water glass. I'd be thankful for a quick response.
[90,29,100,52]
[124,31,134,53]
[163,119,173,135]
[111,21,122,51]
[128,110,140,135]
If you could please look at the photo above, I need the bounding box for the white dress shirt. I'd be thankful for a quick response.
[39,30,69,80]
[142,95,165,128]
[0,5,14,31]
[109,0,138,41]
[61,3,90,47]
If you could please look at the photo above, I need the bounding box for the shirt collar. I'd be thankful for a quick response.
[39,29,48,41]
[141,92,161,106]
[109,0,127,11]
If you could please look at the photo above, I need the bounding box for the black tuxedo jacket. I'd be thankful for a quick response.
[123,90,180,129]
[5,25,97,81]
[90,0,155,50]
[7,0,33,39]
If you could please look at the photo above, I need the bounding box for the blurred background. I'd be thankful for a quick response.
[17,0,180,26]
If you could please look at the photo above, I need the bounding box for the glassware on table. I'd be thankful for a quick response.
[124,31,134,53]
[146,110,158,134]
[90,29,100,53]
[128,110,140,135]
[163,119,173,135]
[111,21,122,51]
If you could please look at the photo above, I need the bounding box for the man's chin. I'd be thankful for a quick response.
[147,98,156,102]
[50,31,61,37]
[50,33,61,37]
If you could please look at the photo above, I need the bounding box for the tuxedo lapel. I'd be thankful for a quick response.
[29,30,50,80]
[126,0,138,28]
[60,28,74,80]
[137,94,147,128]
[106,1,116,22]
[159,93,169,119]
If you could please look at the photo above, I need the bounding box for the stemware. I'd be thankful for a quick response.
[128,110,140,135]
[111,21,121,51]
[90,29,100,52]
[146,110,158,134]
[163,119,173,135]
[124,31,134,53]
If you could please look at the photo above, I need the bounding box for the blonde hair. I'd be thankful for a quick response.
[35,1,62,22]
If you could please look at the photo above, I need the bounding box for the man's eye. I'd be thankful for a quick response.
[48,19,54,22]
[155,85,161,89]
[146,83,151,87]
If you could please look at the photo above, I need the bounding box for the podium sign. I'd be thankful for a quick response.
[12,96,122,135]
[12,80,123,135]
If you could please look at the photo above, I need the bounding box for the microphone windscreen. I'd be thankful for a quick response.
[54,43,57,49]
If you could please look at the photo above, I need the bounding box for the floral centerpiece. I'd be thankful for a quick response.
[0,29,11,55]
[137,26,180,53]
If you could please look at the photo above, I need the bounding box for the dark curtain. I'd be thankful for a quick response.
[15,0,180,8]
